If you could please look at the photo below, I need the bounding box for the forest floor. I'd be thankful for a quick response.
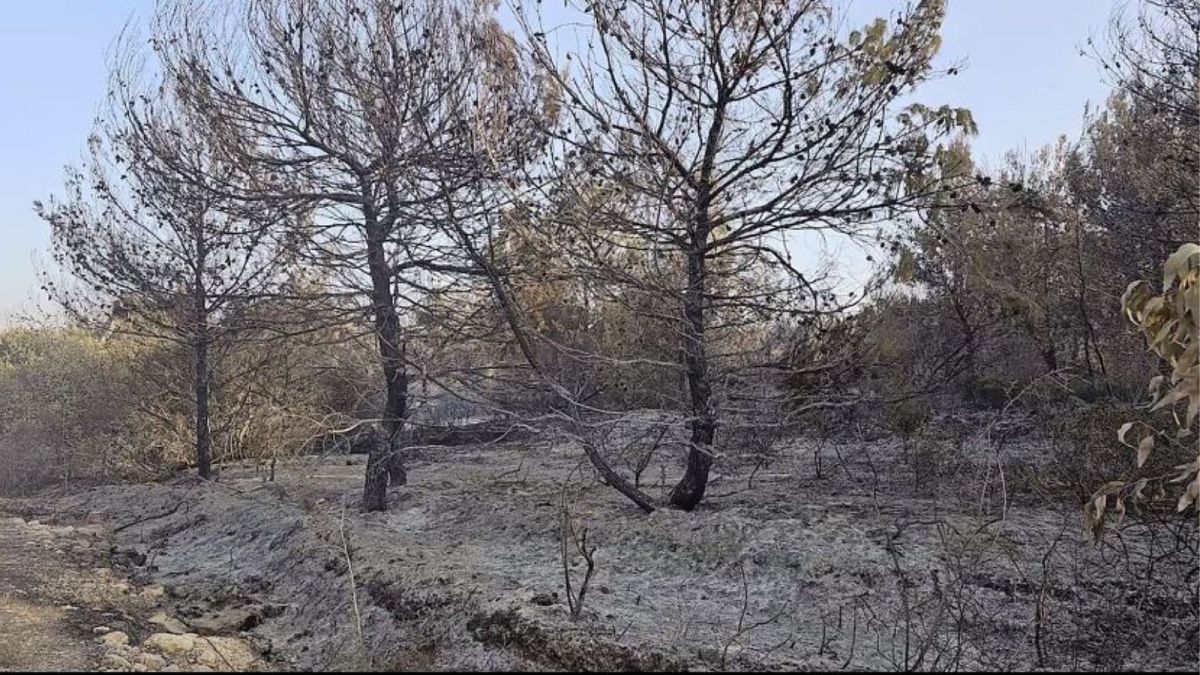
[2,426,1197,671]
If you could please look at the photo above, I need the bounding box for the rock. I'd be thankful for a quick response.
[143,633,196,655]
[140,584,167,600]
[114,549,148,566]
[103,654,134,670]
[147,612,190,635]
[134,652,167,670]
[93,625,112,634]
[530,592,558,606]
[193,636,257,670]
[132,664,148,672]
[189,608,261,635]
[195,645,227,669]
[99,631,131,647]
[86,510,110,525]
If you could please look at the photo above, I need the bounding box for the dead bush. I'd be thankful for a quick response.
[886,398,932,462]
[0,327,136,493]
[1030,403,1194,505]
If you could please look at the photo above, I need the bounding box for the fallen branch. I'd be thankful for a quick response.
[114,500,184,533]
[339,503,366,655]
[582,439,656,513]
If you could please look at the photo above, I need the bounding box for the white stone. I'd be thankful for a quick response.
[99,631,131,647]
[143,632,196,655]
[147,612,189,634]
[102,653,133,670]
[135,652,168,670]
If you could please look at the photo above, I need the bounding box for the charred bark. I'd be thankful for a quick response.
[669,236,716,511]
[193,320,212,479]
[362,206,408,512]
[668,105,723,510]
[193,232,212,480]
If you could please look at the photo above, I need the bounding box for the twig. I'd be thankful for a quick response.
[721,563,800,670]
[721,563,751,669]
[198,636,235,671]
[841,595,860,670]
[339,502,366,655]
[560,492,597,620]
[114,500,184,533]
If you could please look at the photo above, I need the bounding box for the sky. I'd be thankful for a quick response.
[0,0,1120,325]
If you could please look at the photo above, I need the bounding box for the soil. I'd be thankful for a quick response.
[0,513,267,672]
[0,515,102,671]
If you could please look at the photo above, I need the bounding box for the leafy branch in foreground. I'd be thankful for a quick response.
[1086,243,1199,539]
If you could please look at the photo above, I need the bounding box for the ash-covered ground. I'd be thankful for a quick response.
[7,426,1197,671]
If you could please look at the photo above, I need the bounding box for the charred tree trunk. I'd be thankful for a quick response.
[194,330,212,479]
[669,224,716,511]
[193,234,212,480]
[669,101,725,511]
[362,207,408,512]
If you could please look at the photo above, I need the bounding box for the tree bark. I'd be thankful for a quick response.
[669,103,724,511]
[669,231,716,511]
[193,235,212,480]
[194,331,212,479]
[362,207,408,512]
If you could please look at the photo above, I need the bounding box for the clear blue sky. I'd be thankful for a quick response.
[0,0,1118,324]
